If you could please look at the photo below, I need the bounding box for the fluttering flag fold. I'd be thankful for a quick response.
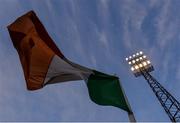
[7,11,132,113]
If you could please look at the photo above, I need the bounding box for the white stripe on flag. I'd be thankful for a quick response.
[44,55,92,85]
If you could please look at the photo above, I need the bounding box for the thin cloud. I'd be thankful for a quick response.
[176,64,180,81]
[155,0,174,49]
[119,0,149,49]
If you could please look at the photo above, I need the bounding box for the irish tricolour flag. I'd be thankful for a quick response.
[7,11,135,121]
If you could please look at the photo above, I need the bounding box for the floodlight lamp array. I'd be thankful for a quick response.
[125,51,143,61]
[126,51,154,77]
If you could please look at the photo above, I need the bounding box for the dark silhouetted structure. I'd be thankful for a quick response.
[126,51,180,122]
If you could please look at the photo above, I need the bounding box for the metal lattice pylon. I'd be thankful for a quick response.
[126,51,180,122]
[141,70,180,122]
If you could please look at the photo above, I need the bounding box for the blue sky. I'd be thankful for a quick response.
[0,0,180,122]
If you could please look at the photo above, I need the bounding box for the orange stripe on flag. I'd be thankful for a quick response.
[7,11,64,90]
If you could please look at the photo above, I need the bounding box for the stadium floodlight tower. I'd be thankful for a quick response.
[126,51,180,122]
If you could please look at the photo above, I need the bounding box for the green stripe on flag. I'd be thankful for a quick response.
[87,70,130,112]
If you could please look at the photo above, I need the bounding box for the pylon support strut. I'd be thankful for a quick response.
[141,70,180,122]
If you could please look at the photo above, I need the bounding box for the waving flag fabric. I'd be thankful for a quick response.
[7,11,131,113]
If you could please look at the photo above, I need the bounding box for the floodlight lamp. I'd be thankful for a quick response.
[133,54,136,57]
[135,65,139,69]
[128,61,131,65]
[136,59,139,61]
[129,56,132,59]
[140,57,142,60]
[136,53,139,56]
[143,61,147,66]
[132,60,135,63]
[139,64,143,67]
[140,51,143,54]
[131,67,134,71]
[143,55,146,58]
[147,60,151,64]
[126,58,128,61]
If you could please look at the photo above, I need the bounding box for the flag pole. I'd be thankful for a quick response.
[128,111,136,122]
[123,90,136,122]
[124,93,136,122]
[118,78,136,122]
